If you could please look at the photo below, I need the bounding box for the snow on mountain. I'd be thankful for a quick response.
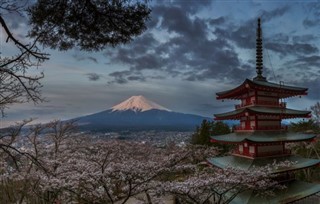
[111,95,171,112]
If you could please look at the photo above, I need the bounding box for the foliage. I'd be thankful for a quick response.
[286,102,320,181]
[28,0,151,51]
[191,120,232,154]
[0,1,47,114]
[191,120,231,146]
[310,102,320,124]
[286,120,320,181]
[160,165,285,204]
[0,120,287,204]
[191,119,212,146]
[288,119,320,133]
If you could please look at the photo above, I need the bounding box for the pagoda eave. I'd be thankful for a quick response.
[216,79,308,100]
[210,132,316,143]
[207,155,320,174]
[230,180,320,204]
[214,107,311,120]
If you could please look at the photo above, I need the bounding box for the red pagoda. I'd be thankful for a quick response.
[208,19,320,203]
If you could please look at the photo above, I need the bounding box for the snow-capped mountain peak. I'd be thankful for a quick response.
[111,95,171,112]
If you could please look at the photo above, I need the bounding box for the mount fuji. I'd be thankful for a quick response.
[72,95,211,132]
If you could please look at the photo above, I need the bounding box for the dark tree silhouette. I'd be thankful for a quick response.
[0,1,48,115]
[28,0,151,51]
[191,120,231,146]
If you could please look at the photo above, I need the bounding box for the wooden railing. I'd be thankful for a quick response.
[232,149,291,158]
[235,101,286,109]
[256,149,291,157]
[234,125,287,131]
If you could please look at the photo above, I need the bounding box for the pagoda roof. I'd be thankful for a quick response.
[214,106,311,120]
[207,155,320,173]
[210,132,316,143]
[216,79,308,100]
[230,180,320,204]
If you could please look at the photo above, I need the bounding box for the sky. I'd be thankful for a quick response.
[1,0,320,127]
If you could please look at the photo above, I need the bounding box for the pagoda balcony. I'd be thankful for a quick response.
[235,101,286,109]
[232,149,291,158]
[234,125,288,132]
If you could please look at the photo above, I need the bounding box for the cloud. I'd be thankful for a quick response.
[270,33,289,43]
[302,3,320,28]
[86,73,102,81]
[158,7,207,39]
[107,2,245,84]
[156,0,212,14]
[265,43,318,56]
[259,6,290,22]
[303,19,320,28]
[108,70,146,84]
[292,34,317,43]
[288,55,320,68]
[213,6,290,50]
[288,78,320,101]
[72,54,98,63]
[105,4,318,88]
[209,17,226,26]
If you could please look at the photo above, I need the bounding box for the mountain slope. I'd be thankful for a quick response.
[111,95,171,112]
[75,109,210,131]
[73,96,211,132]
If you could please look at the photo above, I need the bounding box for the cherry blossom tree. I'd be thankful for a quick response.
[0,121,290,204]
[158,165,286,204]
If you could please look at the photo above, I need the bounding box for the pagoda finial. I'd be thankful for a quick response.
[254,18,267,81]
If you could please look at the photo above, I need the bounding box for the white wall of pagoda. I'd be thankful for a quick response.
[234,142,289,158]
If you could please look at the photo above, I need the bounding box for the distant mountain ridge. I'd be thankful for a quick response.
[72,95,211,132]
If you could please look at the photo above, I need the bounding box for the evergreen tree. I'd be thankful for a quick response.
[212,121,231,136]
[289,119,320,133]
[191,120,231,148]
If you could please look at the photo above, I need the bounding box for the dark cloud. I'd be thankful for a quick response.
[159,6,207,39]
[156,0,212,14]
[270,33,289,43]
[288,55,320,68]
[230,20,256,49]
[132,54,165,70]
[127,75,146,81]
[265,43,318,56]
[301,2,320,29]
[86,73,102,81]
[213,6,290,50]
[108,70,145,84]
[292,34,317,43]
[126,33,159,54]
[107,2,247,84]
[72,55,98,63]
[271,55,320,98]
[108,71,130,84]
[302,18,320,28]
[209,17,226,26]
[106,4,315,86]
[281,56,320,84]
[259,6,290,22]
